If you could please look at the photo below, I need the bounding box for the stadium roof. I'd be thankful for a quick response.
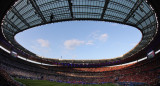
[0,0,159,65]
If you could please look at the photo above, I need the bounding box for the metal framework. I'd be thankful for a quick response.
[101,0,110,19]
[29,0,47,23]
[0,0,158,63]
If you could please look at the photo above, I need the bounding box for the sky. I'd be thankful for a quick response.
[15,21,142,60]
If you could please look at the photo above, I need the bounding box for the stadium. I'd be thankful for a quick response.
[0,0,160,86]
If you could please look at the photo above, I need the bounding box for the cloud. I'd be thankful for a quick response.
[36,39,50,47]
[130,43,137,46]
[98,34,108,41]
[89,31,108,42]
[30,45,52,58]
[64,39,85,50]
[31,46,41,52]
[86,40,94,45]
[89,31,100,39]
[111,23,118,26]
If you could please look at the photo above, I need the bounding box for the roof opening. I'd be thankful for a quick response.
[15,21,142,60]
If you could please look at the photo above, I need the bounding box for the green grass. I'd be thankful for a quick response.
[15,78,118,86]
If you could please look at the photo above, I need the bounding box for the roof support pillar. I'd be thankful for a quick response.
[101,0,110,20]
[68,0,73,19]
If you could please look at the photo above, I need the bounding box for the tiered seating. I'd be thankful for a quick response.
[0,65,23,86]
[1,48,160,85]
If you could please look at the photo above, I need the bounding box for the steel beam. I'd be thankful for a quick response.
[68,0,73,18]
[143,21,156,30]
[5,17,20,31]
[136,11,153,26]
[2,24,15,33]
[29,0,47,23]
[12,7,30,27]
[123,0,144,23]
[101,0,110,19]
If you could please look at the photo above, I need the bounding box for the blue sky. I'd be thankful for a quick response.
[15,21,142,60]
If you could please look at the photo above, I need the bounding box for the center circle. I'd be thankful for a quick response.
[15,21,142,60]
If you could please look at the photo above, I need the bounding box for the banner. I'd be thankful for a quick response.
[10,51,18,58]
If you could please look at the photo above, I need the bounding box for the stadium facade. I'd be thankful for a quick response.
[0,0,160,86]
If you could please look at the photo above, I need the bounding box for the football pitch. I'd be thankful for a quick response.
[15,78,118,86]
